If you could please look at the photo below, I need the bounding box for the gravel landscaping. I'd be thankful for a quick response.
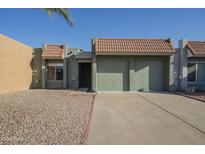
[178,92,205,103]
[0,90,94,145]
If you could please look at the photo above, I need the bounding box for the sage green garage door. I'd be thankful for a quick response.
[97,57,129,91]
[135,59,166,91]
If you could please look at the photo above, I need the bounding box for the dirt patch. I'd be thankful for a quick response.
[0,90,94,144]
[177,92,205,103]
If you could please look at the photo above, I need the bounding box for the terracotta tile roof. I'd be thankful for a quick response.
[187,41,205,57]
[93,38,175,55]
[42,45,64,59]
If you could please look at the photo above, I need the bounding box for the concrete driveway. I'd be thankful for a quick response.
[87,92,205,144]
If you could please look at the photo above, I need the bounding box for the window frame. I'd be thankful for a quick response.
[187,62,197,82]
[56,66,64,80]
[47,66,56,80]
[188,61,205,83]
[47,63,64,81]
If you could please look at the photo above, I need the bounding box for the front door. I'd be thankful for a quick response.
[78,63,91,88]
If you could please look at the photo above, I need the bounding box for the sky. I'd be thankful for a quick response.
[0,8,205,51]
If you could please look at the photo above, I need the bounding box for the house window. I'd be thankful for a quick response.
[188,63,196,82]
[56,66,63,80]
[47,66,55,80]
[197,63,205,81]
[47,64,63,80]
[188,62,205,82]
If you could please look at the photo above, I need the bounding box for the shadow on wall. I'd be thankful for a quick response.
[134,57,169,92]
[31,48,43,89]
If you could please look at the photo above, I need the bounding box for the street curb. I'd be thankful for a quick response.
[82,93,96,144]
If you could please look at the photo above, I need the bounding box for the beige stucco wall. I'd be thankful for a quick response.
[0,34,33,94]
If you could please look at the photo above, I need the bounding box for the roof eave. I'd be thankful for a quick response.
[188,54,205,58]
[186,43,196,55]
[95,52,175,56]
[42,56,64,60]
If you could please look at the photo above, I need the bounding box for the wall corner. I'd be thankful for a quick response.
[179,39,188,91]
[63,44,68,89]
[91,39,97,91]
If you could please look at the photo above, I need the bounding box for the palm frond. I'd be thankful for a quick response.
[43,8,73,26]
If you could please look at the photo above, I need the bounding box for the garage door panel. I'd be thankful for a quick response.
[135,59,166,91]
[149,61,166,91]
[96,56,167,92]
[134,62,149,91]
[97,79,123,91]
[97,57,128,91]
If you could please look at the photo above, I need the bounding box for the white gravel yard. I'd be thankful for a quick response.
[0,90,94,145]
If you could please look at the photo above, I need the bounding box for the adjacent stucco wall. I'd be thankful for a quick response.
[66,55,79,89]
[168,48,180,91]
[65,48,83,89]
[32,48,42,88]
[179,39,188,90]
[173,49,180,90]
[0,34,33,94]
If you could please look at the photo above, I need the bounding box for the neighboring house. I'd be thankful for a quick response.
[179,39,205,91]
[32,44,92,89]
[91,38,176,91]
[1,33,205,93]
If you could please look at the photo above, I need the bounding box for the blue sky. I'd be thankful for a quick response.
[0,8,205,50]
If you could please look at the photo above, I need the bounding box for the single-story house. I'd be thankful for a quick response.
[1,33,205,93]
[179,39,205,91]
[32,38,177,92]
[91,38,176,91]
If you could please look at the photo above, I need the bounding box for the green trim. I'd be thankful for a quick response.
[42,59,46,88]
[91,52,97,91]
